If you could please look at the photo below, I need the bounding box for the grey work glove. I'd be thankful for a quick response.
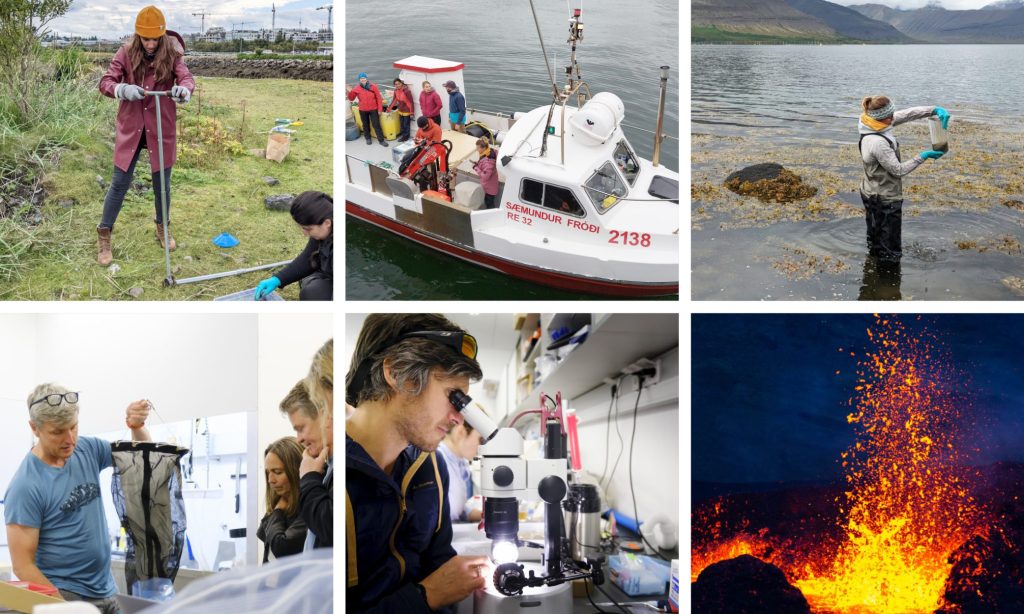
[115,83,145,101]
[170,85,191,104]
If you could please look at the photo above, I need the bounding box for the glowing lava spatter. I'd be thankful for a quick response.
[794,318,983,612]
[693,317,985,613]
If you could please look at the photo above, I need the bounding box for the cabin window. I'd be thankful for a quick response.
[614,140,640,186]
[520,179,586,217]
[584,161,628,213]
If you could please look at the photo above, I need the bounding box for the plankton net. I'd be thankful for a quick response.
[110,441,190,593]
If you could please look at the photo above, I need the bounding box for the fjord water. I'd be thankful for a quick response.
[345,0,679,300]
[693,44,1024,300]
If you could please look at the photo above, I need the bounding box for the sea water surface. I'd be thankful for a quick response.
[346,0,679,300]
[692,44,1024,300]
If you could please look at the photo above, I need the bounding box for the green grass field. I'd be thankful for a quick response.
[2,75,332,300]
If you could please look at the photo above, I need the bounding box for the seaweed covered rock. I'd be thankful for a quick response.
[724,163,817,203]
[692,554,811,614]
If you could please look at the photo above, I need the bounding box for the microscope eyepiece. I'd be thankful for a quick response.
[449,389,471,411]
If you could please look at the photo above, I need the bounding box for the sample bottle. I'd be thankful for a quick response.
[928,116,950,153]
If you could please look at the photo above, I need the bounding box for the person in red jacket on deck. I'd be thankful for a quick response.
[96,5,194,267]
[419,81,444,129]
[414,116,442,146]
[347,72,387,147]
[386,78,415,142]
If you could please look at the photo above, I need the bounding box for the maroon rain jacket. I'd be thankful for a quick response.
[98,34,195,173]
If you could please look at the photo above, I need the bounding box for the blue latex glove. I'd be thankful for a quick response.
[933,107,950,130]
[254,276,281,300]
[920,150,945,160]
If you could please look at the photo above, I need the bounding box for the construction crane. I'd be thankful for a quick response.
[316,5,333,32]
[191,11,215,35]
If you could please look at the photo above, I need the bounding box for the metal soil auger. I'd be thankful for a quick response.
[144,91,290,294]
[145,90,175,287]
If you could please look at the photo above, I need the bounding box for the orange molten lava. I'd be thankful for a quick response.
[693,316,984,613]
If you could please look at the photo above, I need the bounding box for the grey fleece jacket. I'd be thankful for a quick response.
[858,106,936,201]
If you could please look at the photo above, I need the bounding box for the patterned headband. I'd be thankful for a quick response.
[866,101,895,120]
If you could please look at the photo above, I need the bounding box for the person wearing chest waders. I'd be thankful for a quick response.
[858,95,950,262]
[96,6,194,266]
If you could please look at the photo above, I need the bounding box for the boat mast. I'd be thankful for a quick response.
[529,1,588,162]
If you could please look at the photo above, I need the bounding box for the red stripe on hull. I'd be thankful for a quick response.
[346,202,678,297]
[392,62,466,73]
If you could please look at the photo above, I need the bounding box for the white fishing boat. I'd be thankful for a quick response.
[344,6,678,297]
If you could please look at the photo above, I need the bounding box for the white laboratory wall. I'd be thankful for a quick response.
[255,314,333,563]
[0,315,38,543]
[33,313,259,433]
[573,346,680,535]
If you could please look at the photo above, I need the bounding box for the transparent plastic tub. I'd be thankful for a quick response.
[144,549,332,614]
[607,552,671,596]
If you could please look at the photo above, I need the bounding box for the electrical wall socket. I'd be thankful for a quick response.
[624,357,660,392]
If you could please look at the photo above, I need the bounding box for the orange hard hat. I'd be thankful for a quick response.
[135,6,166,39]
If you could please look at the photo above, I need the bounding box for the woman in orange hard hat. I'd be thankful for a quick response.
[96,6,194,266]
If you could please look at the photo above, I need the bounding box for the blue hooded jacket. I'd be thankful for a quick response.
[346,435,457,613]
[447,87,466,122]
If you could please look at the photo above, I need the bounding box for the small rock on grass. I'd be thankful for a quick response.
[107,263,121,275]
[262,176,279,186]
[128,287,144,298]
[265,194,294,211]
[96,175,106,190]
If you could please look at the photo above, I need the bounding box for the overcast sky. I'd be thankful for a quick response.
[831,0,1015,9]
[48,0,331,39]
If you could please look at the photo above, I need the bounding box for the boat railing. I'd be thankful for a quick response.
[346,154,395,198]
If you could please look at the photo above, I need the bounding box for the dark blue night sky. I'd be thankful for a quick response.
[692,314,1024,490]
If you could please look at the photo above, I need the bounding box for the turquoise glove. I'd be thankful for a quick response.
[254,276,281,300]
[933,107,950,130]
[920,150,945,160]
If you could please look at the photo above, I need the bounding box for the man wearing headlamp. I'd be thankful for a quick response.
[345,314,489,612]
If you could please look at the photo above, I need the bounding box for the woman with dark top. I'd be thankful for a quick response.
[257,437,307,562]
[254,191,333,301]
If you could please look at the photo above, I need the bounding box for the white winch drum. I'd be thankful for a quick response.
[570,102,616,146]
[590,92,625,125]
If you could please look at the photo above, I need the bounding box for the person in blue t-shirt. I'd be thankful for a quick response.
[4,383,152,614]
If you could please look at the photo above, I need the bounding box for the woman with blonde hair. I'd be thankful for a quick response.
[299,338,333,549]
[858,95,949,262]
[257,437,307,562]
[96,5,194,265]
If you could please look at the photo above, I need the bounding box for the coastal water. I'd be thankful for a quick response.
[346,0,679,300]
[692,44,1024,301]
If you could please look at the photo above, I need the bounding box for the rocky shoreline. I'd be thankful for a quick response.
[91,57,332,81]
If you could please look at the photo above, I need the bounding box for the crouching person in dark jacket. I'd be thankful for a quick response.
[255,191,333,301]
[345,314,490,612]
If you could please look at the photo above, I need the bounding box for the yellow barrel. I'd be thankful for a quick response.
[379,111,400,141]
[350,104,400,140]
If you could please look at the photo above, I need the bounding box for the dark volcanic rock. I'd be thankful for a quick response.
[724,163,818,203]
[936,469,1024,614]
[264,194,294,211]
[693,554,811,614]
